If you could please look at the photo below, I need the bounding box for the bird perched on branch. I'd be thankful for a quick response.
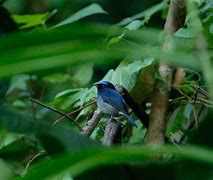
[94,81,137,127]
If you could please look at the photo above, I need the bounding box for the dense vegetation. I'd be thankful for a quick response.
[0,0,212,179]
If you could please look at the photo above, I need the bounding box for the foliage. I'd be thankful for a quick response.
[0,0,212,179]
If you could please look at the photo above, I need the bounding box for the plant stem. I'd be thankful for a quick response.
[147,0,186,144]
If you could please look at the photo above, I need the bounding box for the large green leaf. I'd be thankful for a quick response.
[53,4,107,28]
[21,145,213,179]
[0,24,200,80]
[0,105,99,153]
[101,59,154,91]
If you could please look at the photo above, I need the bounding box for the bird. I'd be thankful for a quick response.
[94,81,137,127]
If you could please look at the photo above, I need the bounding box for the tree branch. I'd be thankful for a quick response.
[81,108,103,136]
[102,118,121,147]
[53,100,96,126]
[147,0,186,145]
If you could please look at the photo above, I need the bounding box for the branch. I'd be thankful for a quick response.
[102,118,121,147]
[52,100,96,126]
[81,108,103,136]
[29,98,82,131]
[147,0,186,145]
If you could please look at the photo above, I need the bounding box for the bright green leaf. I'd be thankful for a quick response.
[12,10,57,29]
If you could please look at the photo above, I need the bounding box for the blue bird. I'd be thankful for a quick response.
[94,81,137,127]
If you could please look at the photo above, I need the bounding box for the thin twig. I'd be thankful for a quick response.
[53,100,96,126]
[192,106,198,128]
[29,98,82,131]
[24,151,46,171]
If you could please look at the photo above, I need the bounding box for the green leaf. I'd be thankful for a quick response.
[55,88,83,99]
[54,4,107,28]
[181,84,196,95]
[0,24,200,80]
[119,1,168,25]
[102,59,154,91]
[42,73,71,84]
[184,103,193,120]
[174,28,196,38]
[12,10,57,29]
[72,64,93,86]
[22,145,213,179]
[0,105,99,153]
[0,159,14,180]
[125,20,143,30]
[6,75,36,96]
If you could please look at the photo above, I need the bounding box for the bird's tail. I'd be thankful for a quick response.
[126,115,137,127]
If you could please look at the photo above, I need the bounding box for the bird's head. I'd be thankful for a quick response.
[94,81,115,90]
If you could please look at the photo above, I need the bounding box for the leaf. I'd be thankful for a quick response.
[55,88,83,99]
[184,103,193,120]
[174,28,196,38]
[0,105,99,153]
[102,59,154,91]
[12,10,57,29]
[42,73,71,84]
[0,159,14,180]
[0,24,200,80]
[54,4,107,28]
[0,24,125,79]
[6,75,36,96]
[119,1,168,25]
[125,20,143,31]
[72,64,93,86]
[181,84,196,95]
[21,145,213,179]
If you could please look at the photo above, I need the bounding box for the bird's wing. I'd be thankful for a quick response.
[99,89,129,115]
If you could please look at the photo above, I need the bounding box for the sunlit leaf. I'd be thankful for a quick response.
[12,10,57,29]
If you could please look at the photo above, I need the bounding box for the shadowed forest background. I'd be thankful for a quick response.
[0,0,213,179]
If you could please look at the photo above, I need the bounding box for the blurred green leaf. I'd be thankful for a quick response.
[0,159,14,180]
[42,73,71,84]
[22,145,213,179]
[184,103,193,120]
[0,105,99,153]
[54,4,107,28]
[55,88,83,99]
[181,84,196,95]
[125,20,144,30]
[72,64,93,86]
[175,28,196,38]
[6,75,36,97]
[119,1,168,25]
